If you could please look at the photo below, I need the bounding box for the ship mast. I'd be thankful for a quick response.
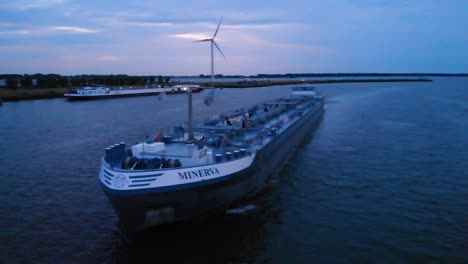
[187,86,194,142]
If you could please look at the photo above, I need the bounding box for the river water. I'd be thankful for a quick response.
[0,78,467,263]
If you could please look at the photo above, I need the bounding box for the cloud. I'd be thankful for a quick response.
[97,55,120,61]
[1,1,466,74]
[124,22,176,27]
[49,26,98,33]
[168,22,305,42]
[0,25,99,37]
[0,26,99,36]
[0,0,64,10]
[219,22,307,31]
[169,21,326,53]
[0,45,43,51]
[226,32,335,55]
[170,33,212,41]
[0,30,31,35]
[0,22,16,27]
[222,24,277,30]
[110,11,154,19]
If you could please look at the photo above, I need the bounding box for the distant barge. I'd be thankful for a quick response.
[64,85,202,100]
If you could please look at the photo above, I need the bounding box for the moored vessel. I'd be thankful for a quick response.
[64,85,202,100]
[99,86,324,234]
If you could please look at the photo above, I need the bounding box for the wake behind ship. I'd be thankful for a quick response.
[99,86,324,234]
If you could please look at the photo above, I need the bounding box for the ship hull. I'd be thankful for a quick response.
[101,165,256,234]
[101,102,324,234]
[66,88,202,101]
[253,103,324,181]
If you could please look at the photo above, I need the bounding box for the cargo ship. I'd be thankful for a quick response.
[99,86,324,234]
[64,85,202,100]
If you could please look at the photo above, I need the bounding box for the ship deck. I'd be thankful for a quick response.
[104,90,323,170]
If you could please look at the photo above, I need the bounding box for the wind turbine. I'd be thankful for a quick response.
[195,17,225,81]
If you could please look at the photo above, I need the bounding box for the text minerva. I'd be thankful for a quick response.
[178,168,220,180]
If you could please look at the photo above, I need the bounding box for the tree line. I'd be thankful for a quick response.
[1,74,172,90]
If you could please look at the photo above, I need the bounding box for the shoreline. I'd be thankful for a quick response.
[200,78,432,88]
[0,78,431,102]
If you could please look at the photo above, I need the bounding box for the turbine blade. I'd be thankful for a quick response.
[213,16,223,39]
[213,41,225,58]
[194,39,212,42]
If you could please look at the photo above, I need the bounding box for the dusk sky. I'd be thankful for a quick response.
[0,0,467,75]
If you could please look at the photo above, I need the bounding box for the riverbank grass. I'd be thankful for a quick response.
[0,87,70,101]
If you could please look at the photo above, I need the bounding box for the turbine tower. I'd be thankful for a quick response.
[195,17,225,81]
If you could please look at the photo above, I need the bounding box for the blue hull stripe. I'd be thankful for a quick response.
[103,170,114,178]
[128,173,163,179]
[131,178,157,183]
[128,183,151,187]
[102,167,248,196]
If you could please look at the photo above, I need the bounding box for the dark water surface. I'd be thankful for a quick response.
[0,78,467,263]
